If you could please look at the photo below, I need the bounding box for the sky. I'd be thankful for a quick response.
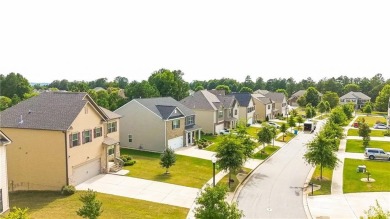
[1,0,390,84]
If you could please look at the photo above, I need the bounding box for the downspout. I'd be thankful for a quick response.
[164,120,167,149]
[64,131,69,185]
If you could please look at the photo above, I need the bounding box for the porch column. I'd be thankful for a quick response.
[190,131,193,145]
[198,129,201,140]
[186,132,188,147]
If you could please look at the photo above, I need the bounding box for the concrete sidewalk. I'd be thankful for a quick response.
[347,136,390,141]
[76,174,199,208]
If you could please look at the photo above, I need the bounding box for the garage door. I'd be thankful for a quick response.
[215,123,224,134]
[168,136,183,150]
[73,158,101,185]
[247,117,253,125]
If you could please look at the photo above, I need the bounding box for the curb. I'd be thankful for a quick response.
[303,165,316,219]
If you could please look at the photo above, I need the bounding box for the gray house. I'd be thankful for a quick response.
[340,92,371,109]
[115,97,201,152]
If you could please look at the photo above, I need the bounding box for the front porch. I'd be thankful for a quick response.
[185,125,202,146]
[103,137,126,174]
[224,117,238,129]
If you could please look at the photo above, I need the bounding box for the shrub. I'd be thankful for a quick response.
[384,130,390,137]
[120,154,136,166]
[61,185,76,196]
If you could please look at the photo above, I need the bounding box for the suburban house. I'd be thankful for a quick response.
[180,90,239,135]
[288,90,323,107]
[339,91,371,109]
[254,90,288,117]
[0,131,11,214]
[252,94,274,122]
[0,92,122,191]
[115,97,201,152]
[229,93,255,125]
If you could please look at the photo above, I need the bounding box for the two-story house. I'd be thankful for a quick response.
[0,92,122,190]
[115,97,201,152]
[339,91,371,109]
[181,90,239,134]
[0,131,11,214]
[229,93,255,125]
[252,94,274,122]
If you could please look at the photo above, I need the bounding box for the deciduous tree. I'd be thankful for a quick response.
[358,122,371,148]
[76,189,103,219]
[374,84,390,112]
[322,91,339,109]
[160,148,177,174]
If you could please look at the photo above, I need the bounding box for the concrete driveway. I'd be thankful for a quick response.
[76,174,199,208]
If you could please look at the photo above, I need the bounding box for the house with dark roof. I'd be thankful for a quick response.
[262,92,288,117]
[180,90,239,135]
[229,93,255,125]
[340,91,371,109]
[0,131,11,214]
[252,94,274,122]
[0,92,122,191]
[115,97,201,152]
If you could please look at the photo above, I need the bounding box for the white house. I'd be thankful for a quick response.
[0,131,11,214]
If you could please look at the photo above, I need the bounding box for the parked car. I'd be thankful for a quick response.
[219,129,230,135]
[267,122,281,129]
[373,123,389,129]
[364,148,390,160]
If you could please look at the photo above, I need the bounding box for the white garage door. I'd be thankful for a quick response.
[73,159,101,185]
[247,117,253,125]
[215,123,224,134]
[168,136,183,150]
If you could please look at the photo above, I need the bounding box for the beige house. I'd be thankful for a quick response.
[115,97,201,152]
[181,90,239,135]
[229,93,255,125]
[0,92,122,191]
[340,91,371,109]
[252,94,273,122]
[0,131,11,214]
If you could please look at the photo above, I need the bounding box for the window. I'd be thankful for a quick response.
[108,122,117,133]
[128,134,133,142]
[172,119,180,129]
[268,105,271,109]
[70,132,80,147]
[218,110,223,118]
[82,130,92,144]
[108,146,115,155]
[94,127,102,138]
[234,109,237,115]
[185,116,194,126]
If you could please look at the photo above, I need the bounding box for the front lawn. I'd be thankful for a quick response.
[343,158,390,193]
[9,191,187,219]
[202,135,224,152]
[355,116,387,127]
[309,166,333,196]
[345,140,390,153]
[217,167,251,192]
[247,126,261,138]
[276,132,295,142]
[252,145,280,160]
[121,149,213,188]
[347,129,386,137]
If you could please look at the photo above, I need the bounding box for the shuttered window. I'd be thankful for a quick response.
[94,127,102,138]
[82,130,92,144]
[69,132,80,147]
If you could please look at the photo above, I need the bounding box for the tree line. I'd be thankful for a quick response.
[1,71,390,112]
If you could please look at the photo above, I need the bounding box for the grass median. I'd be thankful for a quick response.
[347,129,387,137]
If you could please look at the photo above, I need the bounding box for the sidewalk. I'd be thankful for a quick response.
[347,136,390,141]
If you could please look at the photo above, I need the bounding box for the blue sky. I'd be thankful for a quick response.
[1,0,389,83]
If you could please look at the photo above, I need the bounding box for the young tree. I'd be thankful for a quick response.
[241,137,256,162]
[194,185,243,219]
[195,85,204,91]
[288,116,296,132]
[324,101,331,113]
[329,106,347,125]
[322,91,340,109]
[358,122,371,148]
[76,189,103,219]
[269,126,277,147]
[297,95,307,107]
[160,148,177,174]
[216,136,245,188]
[363,104,372,115]
[317,101,327,118]
[258,126,273,148]
[342,103,355,119]
[363,200,390,219]
[303,134,339,180]
[296,115,304,130]
[280,123,287,142]
[290,108,298,117]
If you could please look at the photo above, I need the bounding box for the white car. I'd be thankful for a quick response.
[267,122,280,129]
[373,124,389,129]
[219,129,230,135]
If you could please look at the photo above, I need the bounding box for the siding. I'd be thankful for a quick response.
[0,145,9,213]
[193,109,216,134]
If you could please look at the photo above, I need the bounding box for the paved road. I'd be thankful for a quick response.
[237,123,323,218]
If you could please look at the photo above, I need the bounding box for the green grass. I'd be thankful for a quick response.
[121,149,213,188]
[345,140,390,153]
[247,127,261,138]
[252,145,280,160]
[310,166,333,196]
[217,168,251,192]
[347,129,386,137]
[9,191,187,219]
[276,132,295,142]
[343,158,390,193]
[355,116,387,127]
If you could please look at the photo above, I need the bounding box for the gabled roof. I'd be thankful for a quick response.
[290,90,306,98]
[134,97,194,119]
[181,90,221,111]
[0,92,108,131]
[217,95,237,108]
[263,92,286,103]
[252,94,273,104]
[253,90,269,95]
[209,90,226,96]
[340,92,371,100]
[229,93,253,107]
[100,107,122,120]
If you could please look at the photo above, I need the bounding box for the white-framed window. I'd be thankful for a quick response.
[268,105,271,109]
[94,127,102,138]
[218,110,223,118]
[185,116,194,126]
[70,132,80,147]
[82,130,92,144]
[128,134,133,142]
[235,109,238,115]
[172,119,180,129]
[108,121,117,133]
[108,145,115,156]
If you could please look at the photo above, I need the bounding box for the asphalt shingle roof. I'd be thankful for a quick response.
[135,97,194,119]
[229,93,252,107]
[181,90,219,110]
[0,92,108,131]
[263,92,286,103]
[340,92,371,100]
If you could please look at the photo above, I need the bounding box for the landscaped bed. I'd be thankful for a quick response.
[345,140,390,153]
[347,129,387,137]
[252,145,280,160]
[276,132,295,142]
[9,191,188,219]
[121,148,214,188]
[343,158,390,193]
[309,166,333,196]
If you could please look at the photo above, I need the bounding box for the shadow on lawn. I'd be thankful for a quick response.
[9,191,69,211]
[153,173,173,182]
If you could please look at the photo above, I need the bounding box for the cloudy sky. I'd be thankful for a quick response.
[1,0,389,84]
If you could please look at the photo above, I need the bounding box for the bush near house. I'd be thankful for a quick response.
[120,154,136,166]
[61,185,76,196]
